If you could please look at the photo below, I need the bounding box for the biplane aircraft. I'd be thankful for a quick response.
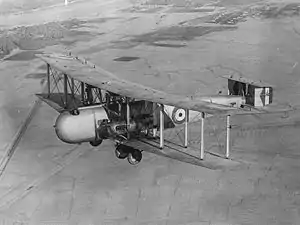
[35,53,293,166]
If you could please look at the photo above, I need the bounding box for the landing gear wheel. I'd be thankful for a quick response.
[115,147,129,159]
[89,139,103,147]
[127,150,142,165]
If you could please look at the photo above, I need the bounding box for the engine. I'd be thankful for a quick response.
[54,104,154,144]
[97,117,151,141]
[54,105,109,144]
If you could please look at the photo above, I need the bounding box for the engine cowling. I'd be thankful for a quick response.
[54,105,108,144]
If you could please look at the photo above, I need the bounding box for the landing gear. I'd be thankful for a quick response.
[115,144,142,165]
[127,149,142,165]
[89,139,103,147]
[115,145,129,159]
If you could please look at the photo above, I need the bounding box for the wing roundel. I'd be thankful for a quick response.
[171,107,186,124]
[163,105,187,125]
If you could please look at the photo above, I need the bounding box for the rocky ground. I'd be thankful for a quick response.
[1,0,300,224]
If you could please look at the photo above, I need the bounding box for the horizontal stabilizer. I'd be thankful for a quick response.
[222,74,274,108]
[221,74,274,88]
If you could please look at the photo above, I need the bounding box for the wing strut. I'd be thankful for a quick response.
[70,77,75,106]
[200,112,205,160]
[47,63,50,97]
[226,115,231,159]
[64,74,68,107]
[81,82,85,104]
[71,78,75,96]
[159,104,164,149]
[126,97,130,139]
[152,102,158,137]
[184,109,189,148]
[226,89,231,159]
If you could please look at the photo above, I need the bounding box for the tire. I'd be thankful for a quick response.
[127,150,142,165]
[115,148,129,159]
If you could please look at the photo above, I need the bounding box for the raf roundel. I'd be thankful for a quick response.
[171,107,186,124]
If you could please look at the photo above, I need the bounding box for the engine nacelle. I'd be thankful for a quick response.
[54,105,108,144]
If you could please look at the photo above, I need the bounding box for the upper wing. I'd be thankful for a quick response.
[36,53,293,116]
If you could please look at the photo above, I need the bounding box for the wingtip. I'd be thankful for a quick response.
[36,52,75,61]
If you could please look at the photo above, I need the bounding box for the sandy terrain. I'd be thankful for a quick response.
[1,0,300,224]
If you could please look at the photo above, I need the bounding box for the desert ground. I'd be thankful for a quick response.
[1,0,300,224]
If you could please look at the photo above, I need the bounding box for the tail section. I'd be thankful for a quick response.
[223,74,273,108]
